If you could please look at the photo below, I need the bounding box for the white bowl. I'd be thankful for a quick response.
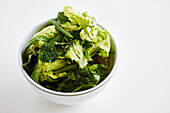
[18,19,118,105]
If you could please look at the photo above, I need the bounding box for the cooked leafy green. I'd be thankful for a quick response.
[57,12,69,23]
[22,6,112,92]
[48,20,73,38]
[60,6,96,32]
[34,25,57,38]
[38,42,58,62]
[65,40,88,68]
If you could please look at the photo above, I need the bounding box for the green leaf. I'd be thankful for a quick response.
[61,6,96,32]
[57,12,69,23]
[42,71,67,79]
[72,84,96,92]
[48,20,73,38]
[81,26,111,58]
[54,63,78,74]
[30,60,42,84]
[61,22,79,32]
[80,26,98,42]
[70,30,81,40]
[68,72,76,80]
[72,85,83,92]
[41,59,67,71]
[34,25,57,39]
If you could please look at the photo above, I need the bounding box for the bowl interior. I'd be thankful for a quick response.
[19,19,118,96]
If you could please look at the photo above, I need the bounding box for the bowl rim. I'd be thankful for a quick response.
[18,19,118,96]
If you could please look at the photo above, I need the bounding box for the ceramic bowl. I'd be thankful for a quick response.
[18,19,118,105]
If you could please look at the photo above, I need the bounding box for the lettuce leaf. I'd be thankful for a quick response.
[61,22,79,31]
[63,6,81,25]
[81,12,96,27]
[61,6,96,32]
[80,26,98,42]
[97,32,110,57]
[41,59,67,71]
[81,26,111,57]
[40,71,67,81]
[34,25,57,38]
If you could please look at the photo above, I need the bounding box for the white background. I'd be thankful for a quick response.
[0,0,170,113]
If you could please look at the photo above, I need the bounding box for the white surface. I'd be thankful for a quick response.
[0,0,170,112]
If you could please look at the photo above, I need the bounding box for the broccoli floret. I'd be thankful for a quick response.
[23,25,58,72]
[30,42,69,84]
[65,40,88,68]
[38,42,58,62]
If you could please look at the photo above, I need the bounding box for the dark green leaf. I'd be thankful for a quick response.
[68,72,76,80]
[70,30,81,40]
[57,12,69,23]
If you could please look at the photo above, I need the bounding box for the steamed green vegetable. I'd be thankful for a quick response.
[65,40,88,68]
[22,6,112,92]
